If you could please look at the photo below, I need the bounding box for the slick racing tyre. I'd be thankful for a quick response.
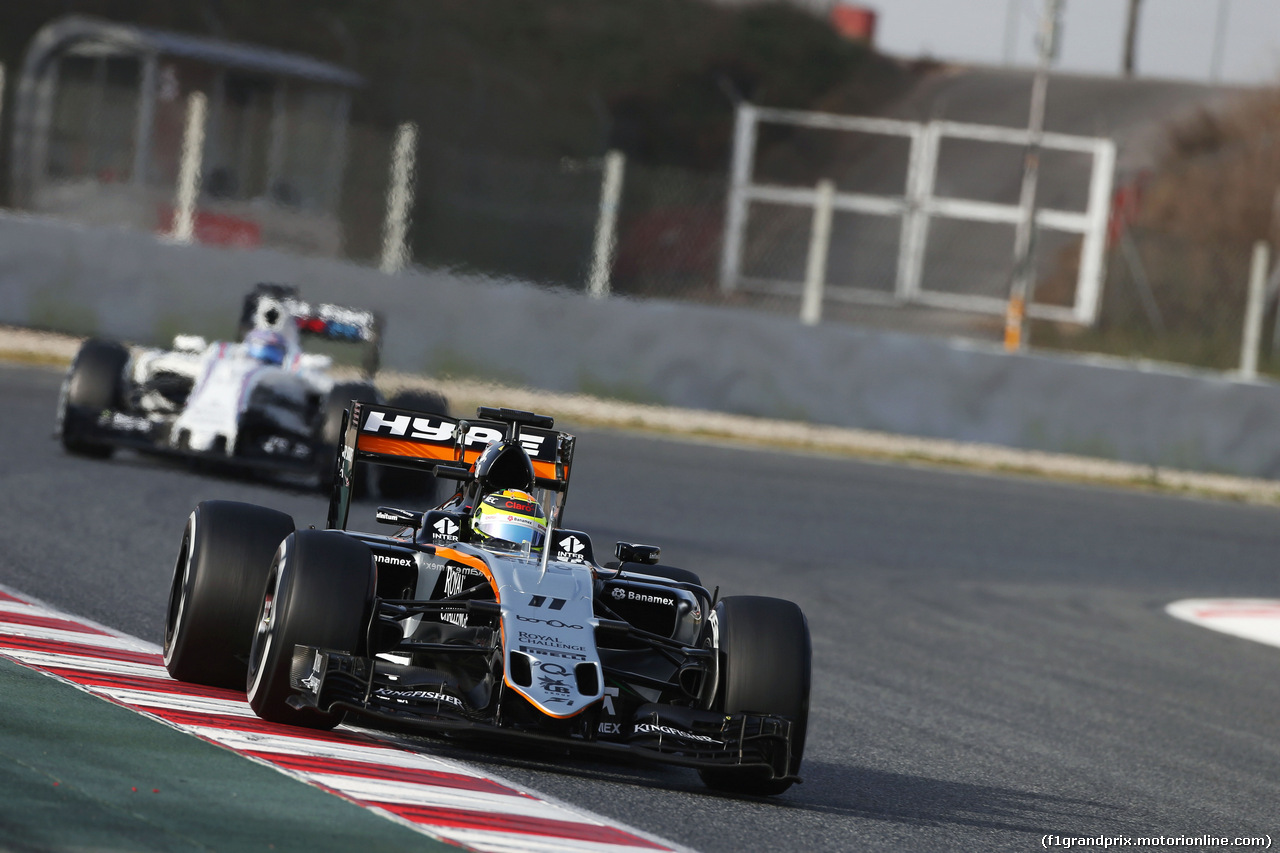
[164,501,295,689]
[377,389,450,505]
[699,596,811,796]
[247,530,374,729]
[56,338,129,458]
[316,381,379,495]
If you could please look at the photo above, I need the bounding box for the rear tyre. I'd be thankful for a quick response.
[316,381,379,496]
[377,389,449,505]
[56,338,129,458]
[164,501,295,688]
[698,596,811,796]
[246,530,374,729]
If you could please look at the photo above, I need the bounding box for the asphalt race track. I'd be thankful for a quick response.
[3,361,1280,851]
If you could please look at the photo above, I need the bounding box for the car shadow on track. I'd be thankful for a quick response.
[777,758,1127,835]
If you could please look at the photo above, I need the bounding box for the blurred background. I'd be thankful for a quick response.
[3,0,1280,374]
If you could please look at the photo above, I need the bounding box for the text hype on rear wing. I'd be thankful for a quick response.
[326,401,576,531]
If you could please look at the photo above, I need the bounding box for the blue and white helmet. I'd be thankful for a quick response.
[244,329,288,366]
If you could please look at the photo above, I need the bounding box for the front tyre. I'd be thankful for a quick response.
[56,338,129,458]
[699,596,811,796]
[163,501,295,688]
[247,530,374,729]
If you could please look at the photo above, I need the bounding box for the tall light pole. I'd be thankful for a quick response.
[171,91,207,244]
[380,121,418,274]
[1004,0,1062,352]
[1122,0,1142,76]
[1003,0,1020,65]
[1209,0,1230,84]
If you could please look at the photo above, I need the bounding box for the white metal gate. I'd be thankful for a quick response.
[718,103,1116,325]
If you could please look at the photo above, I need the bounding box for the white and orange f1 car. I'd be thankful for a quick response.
[163,401,812,795]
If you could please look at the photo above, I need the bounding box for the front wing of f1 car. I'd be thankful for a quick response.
[286,541,802,784]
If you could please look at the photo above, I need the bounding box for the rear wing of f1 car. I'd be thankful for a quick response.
[326,401,576,531]
[239,283,383,376]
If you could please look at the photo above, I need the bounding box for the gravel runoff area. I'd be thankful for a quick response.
[14,324,1280,506]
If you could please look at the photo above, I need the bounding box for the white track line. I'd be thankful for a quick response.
[1166,598,1280,649]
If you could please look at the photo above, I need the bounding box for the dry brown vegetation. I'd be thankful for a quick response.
[1144,90,1280,245]
[1035,87,1280,370]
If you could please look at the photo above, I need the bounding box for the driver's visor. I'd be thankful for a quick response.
[476,516,546,548]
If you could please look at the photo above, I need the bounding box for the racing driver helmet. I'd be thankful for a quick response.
[244,329,288,366]
[471,489,547,553]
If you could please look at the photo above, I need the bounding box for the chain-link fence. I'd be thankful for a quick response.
[610,161,726,302]
[410,143,603,289]
[1034,225,1261,373]
[5,40,1273,380]
[339,130,734,302]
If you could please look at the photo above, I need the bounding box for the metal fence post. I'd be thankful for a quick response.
[898,122,937,302]
[719,102,757,293]
[380,121,418,274]
[801,179,834,325]
[170,91,207,243]
[1239,240,1269,380]
[1075,138,1115,325]
[1005,0,1062,351]
[588,149,625,299]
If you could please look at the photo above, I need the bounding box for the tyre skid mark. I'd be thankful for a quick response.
[0,589,679,853]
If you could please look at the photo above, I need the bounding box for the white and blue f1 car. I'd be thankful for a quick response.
[55,283,444,490]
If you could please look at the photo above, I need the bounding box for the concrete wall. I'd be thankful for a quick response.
[4,211,1279,478]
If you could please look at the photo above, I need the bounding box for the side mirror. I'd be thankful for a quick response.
[375,506,421,529]
[435,465,473,482]
[615,542,660,565]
